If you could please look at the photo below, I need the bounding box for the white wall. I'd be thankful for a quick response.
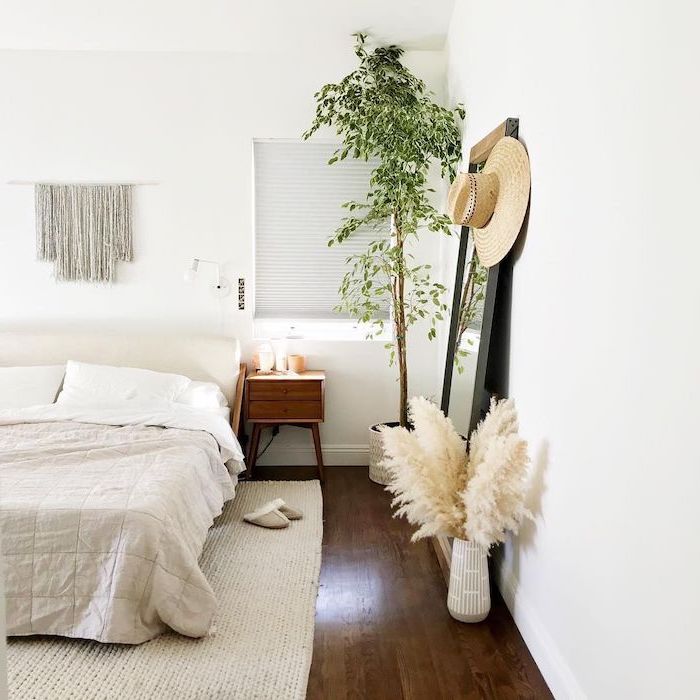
[447,1,700,697]
[0,47,449,464]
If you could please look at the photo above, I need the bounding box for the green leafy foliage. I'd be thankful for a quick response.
[453,252,488,372]
[304,33,464,426]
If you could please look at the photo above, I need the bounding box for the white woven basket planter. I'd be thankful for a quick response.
[368,424,392,485]
[447,538,491,622]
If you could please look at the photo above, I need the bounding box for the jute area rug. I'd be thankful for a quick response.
[8,480,323,700]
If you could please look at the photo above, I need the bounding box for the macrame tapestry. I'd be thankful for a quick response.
[35,184,133,282]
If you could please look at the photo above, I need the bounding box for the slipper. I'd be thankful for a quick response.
[268,497,303,521]
[243,501,290,529]
[278,503,303,520]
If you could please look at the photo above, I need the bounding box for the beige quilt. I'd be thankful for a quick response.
[0,418,237,644]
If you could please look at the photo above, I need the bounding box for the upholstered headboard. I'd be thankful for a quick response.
[0,332,242,406]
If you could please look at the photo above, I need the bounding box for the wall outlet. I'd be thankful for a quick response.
[238,277,245,310]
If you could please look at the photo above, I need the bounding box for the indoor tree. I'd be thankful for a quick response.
[304,33,464,427]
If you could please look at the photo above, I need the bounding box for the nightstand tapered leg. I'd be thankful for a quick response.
[247,424,262,479]
[311,423,325,483]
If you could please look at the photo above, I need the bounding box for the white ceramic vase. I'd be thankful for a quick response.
[447,538,490,622]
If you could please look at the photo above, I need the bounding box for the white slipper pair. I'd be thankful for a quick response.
[243,498,303,529]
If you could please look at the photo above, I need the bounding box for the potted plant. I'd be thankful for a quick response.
[304,34,464,483]
[381,396,530,621]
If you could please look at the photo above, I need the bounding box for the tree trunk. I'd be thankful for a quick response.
[393,217,409,427]
[397,329,408,427]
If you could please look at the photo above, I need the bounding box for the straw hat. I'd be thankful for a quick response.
[447,136,531,267]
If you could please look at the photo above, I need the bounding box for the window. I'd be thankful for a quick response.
[254,139,388,322]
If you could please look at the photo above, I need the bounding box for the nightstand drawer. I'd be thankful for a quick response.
[248,400,323,421]
[248,380,321,402]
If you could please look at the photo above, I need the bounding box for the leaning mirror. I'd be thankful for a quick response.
[440,117,520,439]
[440,235,487,438]
[434,118,521,581]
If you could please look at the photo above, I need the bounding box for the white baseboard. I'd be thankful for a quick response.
[256,443,368,467]
[496,562,587,700]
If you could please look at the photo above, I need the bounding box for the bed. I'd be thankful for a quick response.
[0,333,247,644]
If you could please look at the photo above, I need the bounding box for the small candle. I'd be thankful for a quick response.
[272,338,287,372]
[275,352,287,372]
[287,354,306,373]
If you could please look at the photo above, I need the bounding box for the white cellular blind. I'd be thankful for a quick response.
[254,140,388,319]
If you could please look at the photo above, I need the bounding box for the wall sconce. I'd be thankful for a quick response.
[184,258,230,298]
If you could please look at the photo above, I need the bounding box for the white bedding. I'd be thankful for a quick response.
[0,403,245,644]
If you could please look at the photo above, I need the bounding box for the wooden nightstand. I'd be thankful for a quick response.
[245,370,325,482]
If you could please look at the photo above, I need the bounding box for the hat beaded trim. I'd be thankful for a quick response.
[463,174,477,225]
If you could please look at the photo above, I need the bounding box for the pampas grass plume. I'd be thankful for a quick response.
[382,396,530,550]
[463,398,531,549]
[381,397,466,540]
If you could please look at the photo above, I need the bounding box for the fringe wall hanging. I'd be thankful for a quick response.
[35,184,133,283]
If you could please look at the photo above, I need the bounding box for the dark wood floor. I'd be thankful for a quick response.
[255,466,553,700]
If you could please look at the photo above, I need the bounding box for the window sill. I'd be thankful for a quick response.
[253,319,391,342]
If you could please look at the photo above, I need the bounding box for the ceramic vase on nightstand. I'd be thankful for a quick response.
[447,538,490,622]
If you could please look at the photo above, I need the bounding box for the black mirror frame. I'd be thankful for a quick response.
[440,117,520,438]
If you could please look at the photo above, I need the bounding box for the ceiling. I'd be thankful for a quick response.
[0,0,456,52]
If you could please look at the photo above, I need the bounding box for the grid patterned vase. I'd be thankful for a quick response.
[447,538,491,622]
[368,425,391,485]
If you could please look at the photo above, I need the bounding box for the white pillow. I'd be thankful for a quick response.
[176,381,228,409]
[0,365,66,409]
[58,361,191,404]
